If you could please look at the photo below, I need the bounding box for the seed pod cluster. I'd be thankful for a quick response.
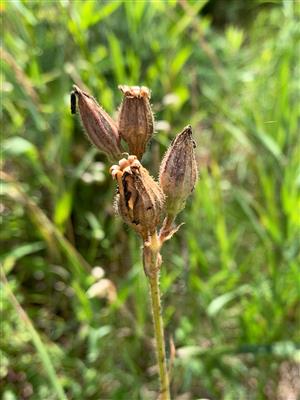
[71,83,198,241]
[110,155,165,241]
[159,125,198,218]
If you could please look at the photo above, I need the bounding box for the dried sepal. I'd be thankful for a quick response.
[159,217,184,244]
[159,125,198,219]
[72,85,123,161]
[117,85,154,159]
[110,155,164,241]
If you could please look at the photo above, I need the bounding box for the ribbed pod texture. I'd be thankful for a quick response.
[118,85,154,160]
[159,125,198,218]
[110,157,164,241]
[73,85,123,161]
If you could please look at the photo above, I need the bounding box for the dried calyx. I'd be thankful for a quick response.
[110,155,165,241]
[72,85,123,161]
[159,125,198,221]
[118,85,154,160]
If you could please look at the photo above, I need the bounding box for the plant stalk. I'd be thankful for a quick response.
[149,272,170,399]
[143,233,171,400]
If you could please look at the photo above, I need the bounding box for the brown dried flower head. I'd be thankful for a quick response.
[72,85,123,161]
[110,155,164,241]
[159,125,198,218]
[118,85,154,160]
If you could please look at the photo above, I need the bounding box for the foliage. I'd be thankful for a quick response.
[1,1,300,399]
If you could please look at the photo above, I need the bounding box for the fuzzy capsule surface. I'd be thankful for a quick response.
[118,85,154,160]
[110,156,164,241]
[72,85,123,161]
[159,125,198,218]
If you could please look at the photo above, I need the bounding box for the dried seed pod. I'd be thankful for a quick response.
[110,156,164,241]
[118,85,154,159]
[72,85,123,161]
[159,125,198,218]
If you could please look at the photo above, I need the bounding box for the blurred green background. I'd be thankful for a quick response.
[1,0,300,399]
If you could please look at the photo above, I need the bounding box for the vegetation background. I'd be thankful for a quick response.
[1,0,300,399]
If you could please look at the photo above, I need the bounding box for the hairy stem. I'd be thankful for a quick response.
[143,233,171,400]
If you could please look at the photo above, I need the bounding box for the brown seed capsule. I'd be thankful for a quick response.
[117,85,154,159]
[159,125,198,218]
[110,156,164,241]
[72,85,123,161]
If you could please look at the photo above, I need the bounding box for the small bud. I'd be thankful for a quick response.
[159,125,198,218]
[110,156,164,240]
[118,85,154,159]
[72,85,123,161]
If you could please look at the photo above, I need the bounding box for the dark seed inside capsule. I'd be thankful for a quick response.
[70,91,77,114]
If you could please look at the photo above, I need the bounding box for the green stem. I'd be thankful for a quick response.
[148,272,171,400]
[143,233,171,400]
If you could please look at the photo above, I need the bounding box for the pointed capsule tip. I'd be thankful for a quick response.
[176,125,193,142]
[183,125,193,135]
[72,84,80,93]
[118,84,151,99]
[72,85,94,101]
